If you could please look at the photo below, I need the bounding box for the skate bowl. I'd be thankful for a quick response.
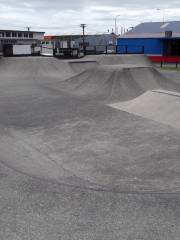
[109,90,180,129]
[1,55,180,240]
[0,56,180,191]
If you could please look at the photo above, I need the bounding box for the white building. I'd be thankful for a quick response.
[0,29,45,56]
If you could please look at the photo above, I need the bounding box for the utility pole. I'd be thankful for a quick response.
[80,24,87,55]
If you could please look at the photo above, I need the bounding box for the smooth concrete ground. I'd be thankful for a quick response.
[1,56,180,239]
[109,90,180,129]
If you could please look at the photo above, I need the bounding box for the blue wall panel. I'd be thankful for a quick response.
[117,38,163,55]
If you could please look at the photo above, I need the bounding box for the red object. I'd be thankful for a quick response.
[44,35,54,40]
[149,56,180,63]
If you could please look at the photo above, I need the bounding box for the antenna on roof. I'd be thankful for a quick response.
[26,27,31,31]
[156,8,165,23]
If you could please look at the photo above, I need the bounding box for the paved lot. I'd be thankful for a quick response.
[0,56,180,239]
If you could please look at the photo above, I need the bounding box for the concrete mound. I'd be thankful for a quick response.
[64,54,151,73]
[109,90,180,129]
[64,54,152,74]
[59,65,180,102]
[0,57,74,80]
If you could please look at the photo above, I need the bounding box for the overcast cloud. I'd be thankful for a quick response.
[0,0,180,35]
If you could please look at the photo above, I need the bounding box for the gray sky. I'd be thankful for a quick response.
[0,0,180,35]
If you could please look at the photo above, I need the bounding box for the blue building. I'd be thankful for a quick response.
[117,21,180,56]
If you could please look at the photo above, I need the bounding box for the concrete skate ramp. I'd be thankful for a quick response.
[66,55,151,74]
[109,90,180,129]
[84,54,152,66]
[65,60,98,73]
[65,54,151,74]
[0,55,151,83]
[0,56,74,80]
[59,65,180,102]
[1,55,180,239]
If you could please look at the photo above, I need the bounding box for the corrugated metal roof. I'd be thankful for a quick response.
[128,21,180,34]
[119,32,180,39]
[75,34,116,46]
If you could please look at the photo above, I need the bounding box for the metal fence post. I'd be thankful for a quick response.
[142,46,144,54]
[94,46,96,55]
[125,45,128,54]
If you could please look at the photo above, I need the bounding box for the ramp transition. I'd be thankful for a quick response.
[109,90,180,129]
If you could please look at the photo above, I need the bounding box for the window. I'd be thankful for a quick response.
[6,32,11,37]
[12,32,17,38]
[24,33,28,38]
[18,32,22,38]
[0,32,4,38]
[29,33,33,38]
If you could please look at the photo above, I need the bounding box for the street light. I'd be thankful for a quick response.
[115,15,121,35]
[156,8,165,23]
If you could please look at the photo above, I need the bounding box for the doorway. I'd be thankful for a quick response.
[3,44,13,57]
[164,39,180,56]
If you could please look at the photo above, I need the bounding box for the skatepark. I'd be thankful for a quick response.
[0,55,180,239]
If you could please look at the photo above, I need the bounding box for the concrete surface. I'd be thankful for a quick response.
[0,55,180,239]
[109,90,180,129]
[57,65,180,102]
[84,54,152,66]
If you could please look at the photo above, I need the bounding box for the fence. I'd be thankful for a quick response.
[148,56,180,68]
[78,45,117,55]
[55,44,144,56]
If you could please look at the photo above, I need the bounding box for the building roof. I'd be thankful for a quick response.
[75,34,116,45]
[0,29,45,34]
[130,21,180,33]
[119,21,180,39]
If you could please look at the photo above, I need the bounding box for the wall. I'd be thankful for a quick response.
[74,34,116,52]
[117,38,163,55]
[33,32,44,40]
